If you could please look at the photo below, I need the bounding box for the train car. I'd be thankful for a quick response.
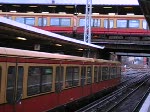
[0,47,121,112]
[0,12,150,36]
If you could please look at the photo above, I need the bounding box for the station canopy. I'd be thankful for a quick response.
[0,17,104,57]
[0,0,139,5]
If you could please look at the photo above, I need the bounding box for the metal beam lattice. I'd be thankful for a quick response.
[84,0,92,43]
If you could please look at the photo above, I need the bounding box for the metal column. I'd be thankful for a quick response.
[84,0,92,43]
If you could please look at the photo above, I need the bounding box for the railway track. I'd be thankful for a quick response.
[75,72,150,112]
[101,77,150,112]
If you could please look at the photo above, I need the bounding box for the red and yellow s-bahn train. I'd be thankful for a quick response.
[0,47,121,112]
[0,12,150,36]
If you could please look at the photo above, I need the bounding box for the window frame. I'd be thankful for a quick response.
[15,17,35,26]
[102,66,109,80]
[65,66,80,88]
[86,66,92,84]
[50,18,71,26]
[128,19,140,28]
[94,66,98,82]
[116,19,128,28]
[55,66,64,92]
[104,19,114,28]
[38,17,47,26]
[27,66,53,96]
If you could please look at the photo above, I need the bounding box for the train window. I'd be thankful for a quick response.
[143,20,148,29]
[91,19,101,27]
[94,66,98,82]
[16,17,25,24]
[109,20,114,28]
[113,67,116,78]
[16,66,24,100]
[111,67,116,79]
[98,67,101,82]
[61,18,71,26]
[27,66,53,96]
[109,67,113,79]
[117,20,127,28]
[15,17,35,26]
[6,66,24,103]
[50,18,59,26]
[79,18,100,27]
[6,66,16,103]
[55,66,64,92]
[81,66,86,86]
[87,67,92,84]
[117,67,121,78]
[102,67,109,80]
[73,67,79,86]
[50,18,71,26]
[65,67,79,88]
[38,18,47,26]
[41,67,53,92]
[129,20,139,28]
[25,18,35,26]
[3,16,12,19]
[79,18,85,27]
[28,67,41,95]
[104,19,114,28]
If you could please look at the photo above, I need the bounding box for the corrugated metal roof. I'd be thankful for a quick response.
[0,0,139,5]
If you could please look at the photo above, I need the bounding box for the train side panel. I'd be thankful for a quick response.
[0,47,121,112]
[0,13,149,36]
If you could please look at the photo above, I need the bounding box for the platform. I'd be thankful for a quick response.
[139,93,150,112]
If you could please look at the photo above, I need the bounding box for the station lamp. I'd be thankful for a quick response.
[16,37,27,40]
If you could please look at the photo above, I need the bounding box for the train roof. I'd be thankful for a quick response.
[0,47,120,64]
[94,58,121,64]
[0,47,94,62]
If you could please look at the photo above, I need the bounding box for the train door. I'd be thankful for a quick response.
[81,66,86,97]
[87,66,93,95]
[104,19,114,29]
[55,65,64,105]
[81,66,86,87]
[5,58,24,112]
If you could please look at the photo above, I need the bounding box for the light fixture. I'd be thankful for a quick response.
[65,6,74,8]
[127,13,134,15]
[78,48,83,51]
[10,11,17,13]
[103,7,112,9]
[74,12,78,15]
[16,37,27,40]
[29,6,38,7]
[55,44,62,46]
[42,12,49,13]
[108,13,116,15]
[48,6,56,7]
